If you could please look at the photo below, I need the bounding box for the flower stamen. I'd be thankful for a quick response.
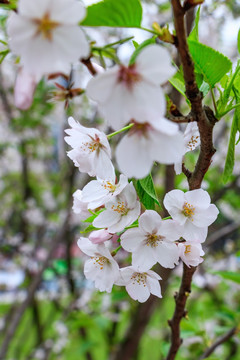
[34,13,59,41]
[182,202,195,220]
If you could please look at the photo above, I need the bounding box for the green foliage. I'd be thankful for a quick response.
[135,174,160,210]
[188,6,201,41]
[238,28,240,54]
[81,0,142,28]
[188,40,232,88]
[214,271,240,284]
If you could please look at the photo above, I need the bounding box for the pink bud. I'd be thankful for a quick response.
[14,69,40,110]
[89,229,112,244]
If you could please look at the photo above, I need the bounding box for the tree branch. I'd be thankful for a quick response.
[199,326,238,359]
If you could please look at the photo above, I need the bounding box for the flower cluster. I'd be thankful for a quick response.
[6,0,220,303]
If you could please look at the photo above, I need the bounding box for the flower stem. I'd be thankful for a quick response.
[111,245,122,257]
[107,123,134,139]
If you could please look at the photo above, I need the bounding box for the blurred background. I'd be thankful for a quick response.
[0,0,240,359]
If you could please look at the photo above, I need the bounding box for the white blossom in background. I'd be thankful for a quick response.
[72,190,90,220]
[121,210,180,271]
[116,266,162,303]
[115,120,184,179]
[81,171,128,209]
[174,122,200,175]
[163,189,219,242]
[77,238,119,293]
[7,0,89,77]
[93,183,141,233]
[178,241,204,267]
[86,44,176,130]
[14,69,40,110]
[65,117,114,179]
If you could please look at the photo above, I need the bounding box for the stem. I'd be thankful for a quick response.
[111,245,122,256]
[210,87,217,114]
[139,26,159,36]
[217,102,240,118]
[107,123,134,139]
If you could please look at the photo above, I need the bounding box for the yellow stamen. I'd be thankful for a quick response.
[182,202,195,220]
[146,234,164,247]
[131,272,147,287]
[184,245,191,254]
[34,13,59,41]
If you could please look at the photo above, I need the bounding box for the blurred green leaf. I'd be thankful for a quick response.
[81,0,142,28]
[214,271,240,284]
[136,174,160,210]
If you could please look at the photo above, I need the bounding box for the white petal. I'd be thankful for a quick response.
[185,189,211,209]
[159,220,183,241]
[121,182,137,208]
[82,180,109,202]
[115,267,135,286]
[50,0,87,24]
[193,205,219,227]
[121,228,145,252]
[150,130,184,165]
[182,222,208,242]
[18,0,50,18]
[139,210,162,234]
[154,242,179,268]
[146,276,162,298]
[93,210,120,229]
[132,246,156,272]
[116,133,153,179]
[126,279,150,303]
[174,161,183,175]
[93,150,114,180]
[136,44,176,85]
[77,237,97,257]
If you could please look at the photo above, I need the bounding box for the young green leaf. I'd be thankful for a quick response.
[129,37,156,65]
[238,28,240,55]
[188,6,201,41]
[188,40,232,88]
[135,174,160,210]
[81,0,142,28]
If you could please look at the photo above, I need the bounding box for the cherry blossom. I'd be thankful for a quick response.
[121,210,180,271]
[116,266,162,303]
[93,183,141,233]
[81,172,128,209]
[174,122,200,175]
[115,120,184,179]
[163,189,219,242]
[77,238,119,293]
[86,44,176,130]
[7,0,89,77]
[64,117,114,179]
[72,190,90,220]
[178,241,204,267]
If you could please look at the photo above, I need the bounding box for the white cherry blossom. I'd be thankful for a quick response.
[163,189,219,242]
[121,210,180,271]
[174,122,200,175]
[93,183,141,233]
[7,0,89,77]
[81,172,128,209]
[14,69,40,110]
[64,117,114,179]
[86,44,176,130]
[72,190,90,220]
[116,266,162,303]
[178,241,204,267]
[77,238,119,293]
[115,120,185,179]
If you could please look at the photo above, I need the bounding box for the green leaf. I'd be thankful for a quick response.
[238,28,240,55]
[169,69,188,102]
[223,90,240,183]
[81,0,142,28]
[214,271,240,284]
[136,174,160,210]
[188,6,201,41]
[188,40,232,88]
[81,224,99,234]
[129,37,157,65]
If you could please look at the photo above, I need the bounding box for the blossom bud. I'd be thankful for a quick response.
[89,229,112,244]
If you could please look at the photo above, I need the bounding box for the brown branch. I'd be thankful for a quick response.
[167,112,195,123]
[166,2,218,359]
[81,58,97,76]
[199,326,238,359]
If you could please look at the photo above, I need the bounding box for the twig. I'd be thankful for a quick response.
[206,222,240,246]
[199,326,238,359]
[81,58,97,76]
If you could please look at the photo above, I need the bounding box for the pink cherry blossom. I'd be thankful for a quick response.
[116,266,162,303]
[14,69,40,110]
[115,120,184,179]
[163,189,219,242]
[7,0,89,77]
[121,210,181,271]
[86,44,176,130]
[64,117,114,179]
[93,182,141,233]
[77,238,119,293]
[178,241,204,267]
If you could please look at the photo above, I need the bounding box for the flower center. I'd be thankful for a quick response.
[184,245,191,254]
[111,201,128,215]
[182,202,195,220]
[103,181,116,193]
[92,256,109,270]
[81,135,101,154]
[118,65,142,90]
[131,272,147,286]
[187,135,199,151]
[146,234,164,248]
[34,13,59,41]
